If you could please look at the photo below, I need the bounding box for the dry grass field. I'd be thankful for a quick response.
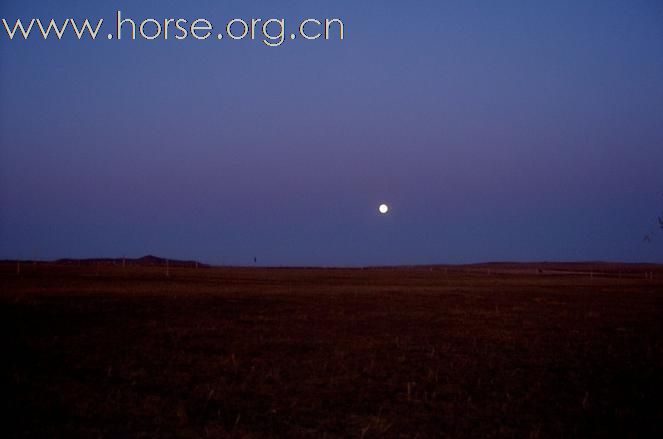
[2,261,662,437]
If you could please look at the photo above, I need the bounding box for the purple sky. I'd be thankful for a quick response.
[1,0,663,265]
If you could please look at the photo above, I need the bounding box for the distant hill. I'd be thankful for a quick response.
[53,255,208,268]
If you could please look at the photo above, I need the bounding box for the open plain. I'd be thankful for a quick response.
[2,261,662,437]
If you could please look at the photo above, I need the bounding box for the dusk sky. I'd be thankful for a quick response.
[1,0,662,265]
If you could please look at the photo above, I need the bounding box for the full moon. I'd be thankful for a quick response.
[378,203,389,214]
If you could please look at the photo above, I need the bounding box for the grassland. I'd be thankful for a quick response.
[2,262,662,437]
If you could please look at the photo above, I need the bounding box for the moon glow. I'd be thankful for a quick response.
[378,203,389,214]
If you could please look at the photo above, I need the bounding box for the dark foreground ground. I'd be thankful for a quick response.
[2,262,663,438]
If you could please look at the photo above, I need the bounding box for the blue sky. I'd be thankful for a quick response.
[1,0,662,265]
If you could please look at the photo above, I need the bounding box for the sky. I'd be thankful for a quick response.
[1,0,662,266]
